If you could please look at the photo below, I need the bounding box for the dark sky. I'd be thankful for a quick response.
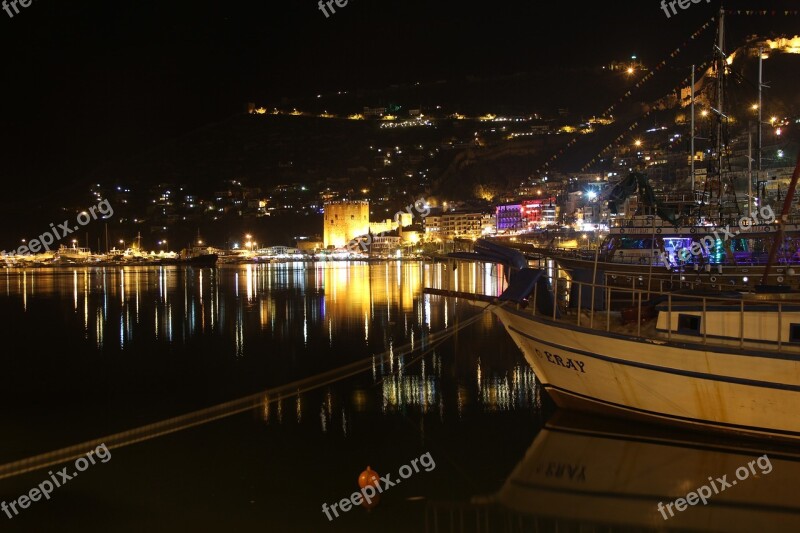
[0,0,796,199]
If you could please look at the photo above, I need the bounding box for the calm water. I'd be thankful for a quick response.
[0,262,796,532]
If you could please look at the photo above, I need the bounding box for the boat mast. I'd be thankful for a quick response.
[748,130,753,218]
[714,6,725,195]
[690,64,696,193]
[717,7,725,154]
[758,45,764,173]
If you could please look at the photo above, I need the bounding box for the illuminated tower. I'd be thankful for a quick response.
[323,200,370,248]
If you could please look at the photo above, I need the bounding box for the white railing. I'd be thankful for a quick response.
[529,267,800,353]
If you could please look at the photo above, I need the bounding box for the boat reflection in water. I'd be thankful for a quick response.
[489,411,800,532]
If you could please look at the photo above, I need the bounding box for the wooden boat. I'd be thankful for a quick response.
[426,231,800,440]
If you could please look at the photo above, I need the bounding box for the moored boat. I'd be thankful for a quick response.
[427,237,800,441]
[162,246,218,266]
[56,244,93,263]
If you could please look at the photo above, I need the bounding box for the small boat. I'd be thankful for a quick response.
[56,244,93,263]
[161,246,218,266]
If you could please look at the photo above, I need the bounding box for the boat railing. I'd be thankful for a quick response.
[542,248,800,267]
[607,214,800,230]
[530,268,800,353]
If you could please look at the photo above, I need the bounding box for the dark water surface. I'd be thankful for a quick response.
[0,263,796,532]
[0,263,546,531]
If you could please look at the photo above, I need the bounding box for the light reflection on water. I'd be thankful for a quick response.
[1,261,504,351]
[0,261,530,453]
[3,262,788,532]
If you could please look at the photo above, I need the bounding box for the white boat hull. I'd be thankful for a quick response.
[494,306,800,440]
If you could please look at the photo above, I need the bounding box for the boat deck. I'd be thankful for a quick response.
[533,272,800,355]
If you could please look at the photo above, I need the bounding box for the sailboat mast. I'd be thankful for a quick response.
[758,45,764,173]
[715,7,725,176]
[748,130,753,218]
[690,64,696,192]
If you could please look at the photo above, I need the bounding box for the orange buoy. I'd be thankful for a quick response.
[358,466,380,489]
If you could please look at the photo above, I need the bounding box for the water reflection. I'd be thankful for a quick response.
[428,411,800,532]
[259,334,538,433]
[1,260,529,476]
[0,261,502,353]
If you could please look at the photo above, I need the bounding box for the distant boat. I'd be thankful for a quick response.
[107,247,143,261]
[180,253,218,266]
[161,246,218,266]
[56,245,93,263]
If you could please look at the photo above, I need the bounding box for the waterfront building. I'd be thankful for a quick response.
[370,233,401,256]
[423,209,443,241]
[521,198,558,228]
[323,200,370,248]
[441,211,493,240]
[496,203,524,232]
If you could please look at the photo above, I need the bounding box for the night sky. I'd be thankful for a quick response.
[0,0,796,200]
